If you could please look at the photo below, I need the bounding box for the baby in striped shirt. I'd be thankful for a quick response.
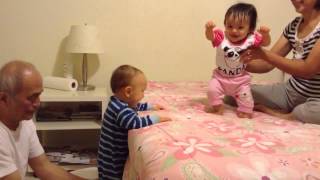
[97,64,171,180]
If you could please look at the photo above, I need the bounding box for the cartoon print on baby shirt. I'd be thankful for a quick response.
[222,46,245,69]
[215,31,261,77]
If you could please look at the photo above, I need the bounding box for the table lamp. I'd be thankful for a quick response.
[66,24,104,91]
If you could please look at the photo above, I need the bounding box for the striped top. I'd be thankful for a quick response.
[283,16,320,98]
[97,96,159,180]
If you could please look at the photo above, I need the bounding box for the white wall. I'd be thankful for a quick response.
[0,0,296,89]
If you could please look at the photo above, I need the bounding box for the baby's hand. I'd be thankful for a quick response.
[258,26,270,35]
[153,104,165,110]
[257,26,271,46]
[159,116,172,122]
[205,21,216,30]
[205,20,216,41]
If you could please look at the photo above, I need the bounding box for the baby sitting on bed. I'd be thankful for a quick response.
[97,64,171,179]
[205,2,271,118]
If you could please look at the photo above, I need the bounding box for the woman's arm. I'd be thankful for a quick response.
[246,33,320,78]
[245,59,274,73]
[245,34,292,73]
[263,38,320,79]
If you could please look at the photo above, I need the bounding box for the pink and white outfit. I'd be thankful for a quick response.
[208,28,262,114]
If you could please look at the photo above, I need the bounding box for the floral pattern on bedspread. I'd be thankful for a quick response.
[123,81,320,180]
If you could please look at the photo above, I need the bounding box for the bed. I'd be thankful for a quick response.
[123,81,320,180]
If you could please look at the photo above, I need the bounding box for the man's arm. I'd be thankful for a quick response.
[29,154,85,180]
[0,139,22,180]
[0,171,21,180]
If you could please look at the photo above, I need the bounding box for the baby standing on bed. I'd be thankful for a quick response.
[205,2,271,118]
[97,65,171,180]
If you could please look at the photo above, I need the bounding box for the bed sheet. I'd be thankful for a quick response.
[123,81,320,180]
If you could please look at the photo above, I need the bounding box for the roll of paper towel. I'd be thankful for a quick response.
[43,76,78,91]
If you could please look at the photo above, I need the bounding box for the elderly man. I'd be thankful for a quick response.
[0,60,84,180]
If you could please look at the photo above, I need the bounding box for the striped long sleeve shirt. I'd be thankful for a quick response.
[97,96,159,180]
[283,16,320,98]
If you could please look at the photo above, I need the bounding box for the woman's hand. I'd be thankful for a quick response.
[240,49,254,64]
[240,47,274,73]
[240,47,266,64]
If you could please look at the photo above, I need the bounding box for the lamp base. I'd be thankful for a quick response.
[78,84,95,91]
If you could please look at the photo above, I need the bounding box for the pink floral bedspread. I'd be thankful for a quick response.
[123,81,320,180]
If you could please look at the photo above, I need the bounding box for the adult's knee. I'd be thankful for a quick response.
[292,103,320,125]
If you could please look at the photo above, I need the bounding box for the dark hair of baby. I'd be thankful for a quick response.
[224,2,257,32]
[110,64,143,93]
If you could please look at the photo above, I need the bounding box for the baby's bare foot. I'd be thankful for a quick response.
[212,105,224,115]
[237,111,252,118]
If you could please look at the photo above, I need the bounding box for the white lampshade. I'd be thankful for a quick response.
[66,24,104,54]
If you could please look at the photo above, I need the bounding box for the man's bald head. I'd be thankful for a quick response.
[0,60,41,96]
